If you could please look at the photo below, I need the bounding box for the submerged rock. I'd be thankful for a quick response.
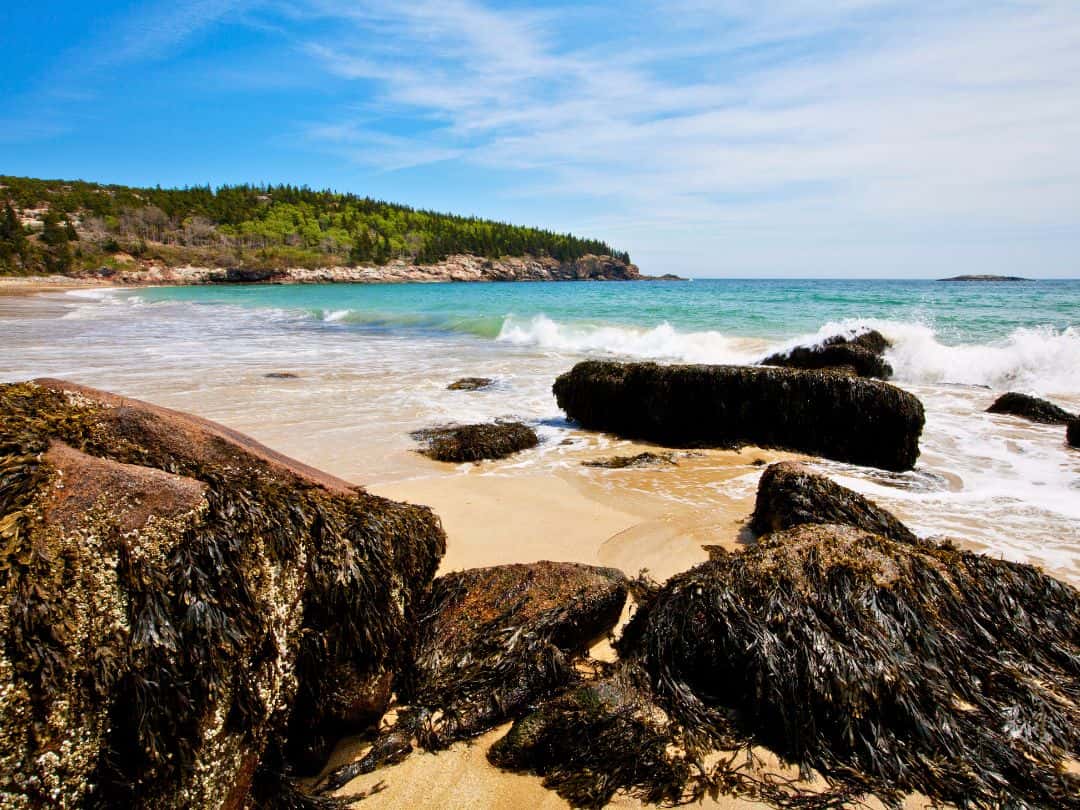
[0,379,445,808]
[553,361,925,471]
[987,392,1076,424]
[320,562,627,792]
[412,421,539,462]
[446,377,494,391]
[582,452,677,469]
[761,329,893,379]
[265,371,300,379]
[750,461,917,543]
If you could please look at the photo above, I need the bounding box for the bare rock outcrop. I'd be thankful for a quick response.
[0,380,445,808]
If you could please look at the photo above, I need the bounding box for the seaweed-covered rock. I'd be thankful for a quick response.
[582,452,677,469]
[761,329,893,379]
[320,562,627,792]
[987,392,1076,424]
[446,377,494,391]
[553,361,924,471]
[412,421,539,462]
[0,380,445,809]
[489,672,688,809]
[750,461,917,543]
[1069,419,1079,448]
[618,524,1080,808]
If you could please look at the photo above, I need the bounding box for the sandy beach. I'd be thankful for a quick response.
[2,284,1076,810]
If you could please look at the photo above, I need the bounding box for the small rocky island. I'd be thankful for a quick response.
[939,274,1028,281]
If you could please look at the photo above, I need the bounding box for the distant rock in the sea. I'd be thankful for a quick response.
[987,391,1075,424]
[750,461,918,543]
[0,379,446,808]
[940,274,1028,281]
[642,273,689,281]
[761,328,893,379]
[447,377,494,391]
[412,421,539,462]
[553,360,925,471]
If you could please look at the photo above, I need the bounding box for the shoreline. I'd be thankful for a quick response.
[0,252,687,291]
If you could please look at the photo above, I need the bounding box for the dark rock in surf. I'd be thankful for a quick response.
[265,371,300,379]
[319,562,627,792]
[0,380,445,808]
[750,461,917,543]
[761,329,893,379]
[583,452,678,469]
[987,392,1076,425]
[412,421,538,462]
[447,377,494,391]
[1069,419,1079,448]
[553,361,925,471]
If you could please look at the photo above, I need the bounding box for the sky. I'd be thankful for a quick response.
[1,0,1078,278]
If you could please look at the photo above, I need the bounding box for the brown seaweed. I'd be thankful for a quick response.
[583,452,678,469]
[412,421,539,462]
[0,380,446,809]
[750,461,917,543]
[553,361,925,471]
[318,562,627,794]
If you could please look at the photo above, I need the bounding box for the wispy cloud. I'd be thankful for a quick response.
[295,0,1080,274]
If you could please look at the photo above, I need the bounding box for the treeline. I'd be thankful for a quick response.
[0,176,630,276]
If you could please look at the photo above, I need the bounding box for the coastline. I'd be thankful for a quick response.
[0,252,686,291]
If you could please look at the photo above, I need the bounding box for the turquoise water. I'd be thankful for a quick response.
[2,280,1077,575]
[135,279,1080,344]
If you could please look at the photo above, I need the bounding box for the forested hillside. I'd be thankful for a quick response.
[0,176,630,276]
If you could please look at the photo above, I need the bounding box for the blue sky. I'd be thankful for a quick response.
[2,0,1078,277]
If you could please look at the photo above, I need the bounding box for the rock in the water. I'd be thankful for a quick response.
[0,380,445,808]
[987,392,1075,424]
[750,461,917,543]
[447,377,494,391]
[412,421,538,462]
[582,452,677,469]
[320,562,626,792]
[1069,419,1079,448]
[615,524,1080,808]
[553,361,925,471]
[761,329,893,379]
[265,371,300,379]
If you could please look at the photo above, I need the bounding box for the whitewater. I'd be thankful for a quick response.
[1,278,1077,579]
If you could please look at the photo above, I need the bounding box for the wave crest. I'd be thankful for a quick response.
[496,314,1080,395]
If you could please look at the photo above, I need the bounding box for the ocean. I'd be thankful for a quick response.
[2,278,1078,578]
